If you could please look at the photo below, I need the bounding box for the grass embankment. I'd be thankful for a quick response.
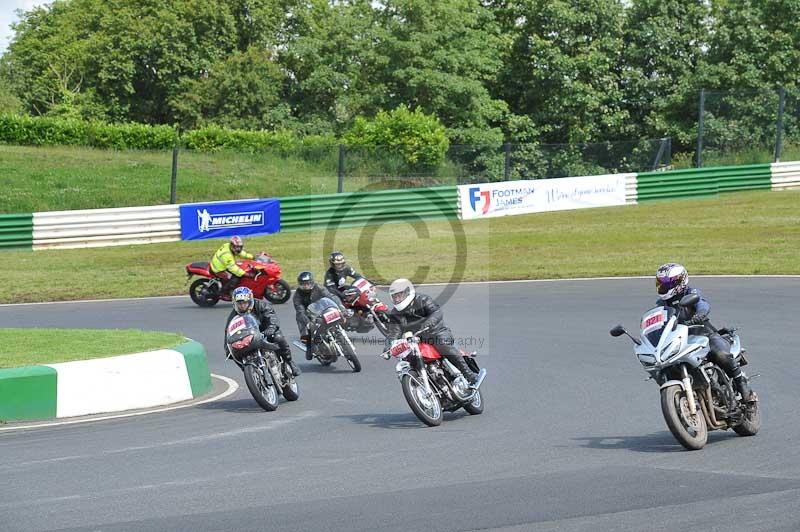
[0,329,187,368]
[2,189,798,305]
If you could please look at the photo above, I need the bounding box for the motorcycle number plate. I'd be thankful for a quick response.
[390,340,412,358]
[227,316,247,335]
[323,309,341,324]
[353,278,371,292]
[641,309,667,335]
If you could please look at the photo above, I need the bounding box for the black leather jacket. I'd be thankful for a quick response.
[225,299,281,337]
[324,265,362,298]
[384,294,449,342]
[293,284,343,316]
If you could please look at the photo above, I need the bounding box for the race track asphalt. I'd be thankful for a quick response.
[1,278,799,532]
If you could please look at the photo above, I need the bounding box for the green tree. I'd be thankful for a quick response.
[172,47,289,130]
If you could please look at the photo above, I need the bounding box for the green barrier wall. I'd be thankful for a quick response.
[637,164,772,201]
[280,186,458,232]
[172,340,212,398]
[0,366,58,421]
[0,213,33,250]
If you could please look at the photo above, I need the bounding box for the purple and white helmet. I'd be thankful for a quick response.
[656,263,688,300]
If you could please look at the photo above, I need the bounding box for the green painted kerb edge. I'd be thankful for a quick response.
[173,340,212,398]
[0,365,57,421]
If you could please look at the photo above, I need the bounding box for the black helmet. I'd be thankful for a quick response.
[297,271,315,292]
[329,251,346,271]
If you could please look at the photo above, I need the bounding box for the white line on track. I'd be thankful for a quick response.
[0,373,239,433]
[1,275,799,307]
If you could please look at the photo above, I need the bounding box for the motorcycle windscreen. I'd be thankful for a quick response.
[639,306,675,347]
[227,313,260,342]
[307,297,339,317]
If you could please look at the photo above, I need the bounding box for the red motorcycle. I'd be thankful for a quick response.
[340,277,391,336]
[185,252,291,307]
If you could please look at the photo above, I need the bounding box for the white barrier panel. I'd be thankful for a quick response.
[771,161,800,191]
[33,205,181,250]
[625,174,638,203]
[458,174,632,220]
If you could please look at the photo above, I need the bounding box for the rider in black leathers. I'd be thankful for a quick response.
[655,263,754,403]
[324,251,363,300]
[293,271,347,360]
[384,278,480,385]
[226,287,300,376]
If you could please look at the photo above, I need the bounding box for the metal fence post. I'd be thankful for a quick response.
[696,88,705,168]
[774,87,786,163]
[170,144,179,204]
[337,145,345,193]
[503,142,511,181]
[651,137,669,170]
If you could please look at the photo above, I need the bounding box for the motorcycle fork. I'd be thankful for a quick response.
[681,365,698,415]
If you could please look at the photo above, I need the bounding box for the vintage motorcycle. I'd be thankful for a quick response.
[226,312,299,411]
[610,292,761,450]
[186,252,291,307]
[382,329,487,427]
[340,277,391,336]
[292,297,362,373]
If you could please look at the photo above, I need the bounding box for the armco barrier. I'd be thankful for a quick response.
[0,213,33,250]
[636,164,772,201]
[771,161,800,190]
[32,205,181,250]
[280,186,457,232]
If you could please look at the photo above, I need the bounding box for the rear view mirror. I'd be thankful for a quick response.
[609,325,626,337]
[679,293,699,307]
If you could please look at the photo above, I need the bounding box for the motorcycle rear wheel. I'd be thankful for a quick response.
[661,385,708,450]
[462,389,484,415]
[264,279,291,304]
[401,371,443,427]
[189,279,219,307]
[733,399,761,436]
[243,363,279,411]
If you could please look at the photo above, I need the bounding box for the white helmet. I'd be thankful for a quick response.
[389,278,415,311]
[656,263,688,300]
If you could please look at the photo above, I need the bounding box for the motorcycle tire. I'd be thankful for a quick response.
[660,385,708,450]
[462,389,484,415]
[733,399,761,436]
[401,371,443,427]
[336,329,361,373]
[189,279,219,307]
[264,279,291,304]
[243,363,279,411]
[281,377,300,402]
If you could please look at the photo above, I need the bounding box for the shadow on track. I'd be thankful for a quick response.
[195,398,270,414]
[336,411,471,430]
[298,363,357,374]
[573,431,740,453]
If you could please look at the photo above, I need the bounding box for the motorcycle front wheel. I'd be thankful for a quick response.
[401,371,443,427]
[661,385,708,450]
[189,278,219,307]
[264,279,291,304]
[243,362,279,411]
[335,329,361,373]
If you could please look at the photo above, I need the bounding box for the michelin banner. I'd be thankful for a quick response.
[179,199,280,240]
[458,174,631,220]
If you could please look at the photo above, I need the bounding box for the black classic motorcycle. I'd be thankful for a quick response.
[226,313,300,411]
[292,297,362,373]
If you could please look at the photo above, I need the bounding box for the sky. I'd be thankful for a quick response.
[0,0,42,56]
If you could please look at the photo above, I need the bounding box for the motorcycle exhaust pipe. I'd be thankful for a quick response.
[471,368,487,389]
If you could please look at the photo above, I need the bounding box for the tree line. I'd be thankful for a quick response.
[0,0,797,154]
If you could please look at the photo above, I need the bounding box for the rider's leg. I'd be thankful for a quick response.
[269,330,300,376]
[432,334,479,385]
[708,334,754,401]
[296,314,314,360]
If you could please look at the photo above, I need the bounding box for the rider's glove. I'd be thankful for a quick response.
[344,309,354,319]
[686,313,707,326]
[244,270,257,278]
[380,350,391,360]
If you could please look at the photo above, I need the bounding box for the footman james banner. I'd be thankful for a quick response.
[458,174,631,220]
[179,199,280,240]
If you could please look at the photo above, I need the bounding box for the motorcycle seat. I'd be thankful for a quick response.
[190,261,211,271]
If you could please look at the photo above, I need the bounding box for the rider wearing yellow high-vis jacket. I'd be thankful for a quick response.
[210,236,254,294]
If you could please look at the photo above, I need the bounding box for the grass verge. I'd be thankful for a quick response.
[2,189,798,305]
[0,329,187,368]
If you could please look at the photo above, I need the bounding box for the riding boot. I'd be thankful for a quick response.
[734,375,755,403]
[448,355,479,385]
[286,358,301,377]
[302,336,315,361]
